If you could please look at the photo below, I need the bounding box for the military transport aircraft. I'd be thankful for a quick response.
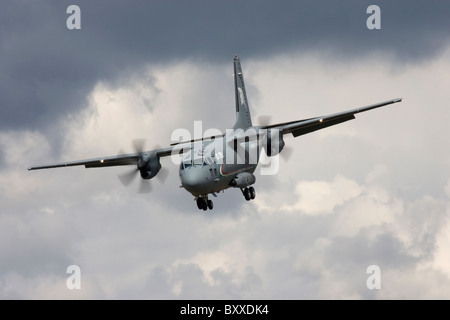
[28,55,402,210]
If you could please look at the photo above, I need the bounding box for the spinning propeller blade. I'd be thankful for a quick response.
[117,139,167,193]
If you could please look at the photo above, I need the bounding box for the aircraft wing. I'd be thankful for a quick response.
[260,98,402,137]
[28,145,185,171]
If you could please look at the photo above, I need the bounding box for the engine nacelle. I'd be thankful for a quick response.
[138,153,161,180]
[230,172,256,188]
[266,129,285,157]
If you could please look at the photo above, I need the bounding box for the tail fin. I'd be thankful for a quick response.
[233,55,253,130]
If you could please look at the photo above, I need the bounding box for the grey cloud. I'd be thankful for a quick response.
[0,210,78,280]
[1,1,450,131]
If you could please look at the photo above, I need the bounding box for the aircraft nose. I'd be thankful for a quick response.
[181,169,205,195]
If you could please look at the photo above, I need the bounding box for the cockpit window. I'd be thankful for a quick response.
[193,157,203,166]
[203,156,216,166]
[181,162,193,170]
[182,157,212,168]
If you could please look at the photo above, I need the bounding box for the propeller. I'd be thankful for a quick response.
[133,138,146,154]
[149,143,170,184]
[118,167,138,186]
[138,178,153,194]
[256,115,272,127]
[117,139,168,193]
[256,115,293,163]
[280,145,293,162]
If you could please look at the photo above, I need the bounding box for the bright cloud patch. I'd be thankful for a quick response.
[282,175,362,214]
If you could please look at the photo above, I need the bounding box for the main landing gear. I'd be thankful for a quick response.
[196,196,213,211]
[195,187,255,210]
[242,186,256,201]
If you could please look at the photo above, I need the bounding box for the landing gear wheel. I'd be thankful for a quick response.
[244,188,251,201]
[196,197,213,211]
[196,198,203,210]
[249,186,256,200]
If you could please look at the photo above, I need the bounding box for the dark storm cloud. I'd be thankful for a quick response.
[1,0,450,131]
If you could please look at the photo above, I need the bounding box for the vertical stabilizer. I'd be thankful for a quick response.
[233,55,253,130]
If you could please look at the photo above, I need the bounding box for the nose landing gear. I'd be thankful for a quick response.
[196,196,213,211]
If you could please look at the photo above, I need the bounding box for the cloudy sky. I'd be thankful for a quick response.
[1,0,450,299]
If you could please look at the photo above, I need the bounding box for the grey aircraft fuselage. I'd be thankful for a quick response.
[179,134,260,196]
